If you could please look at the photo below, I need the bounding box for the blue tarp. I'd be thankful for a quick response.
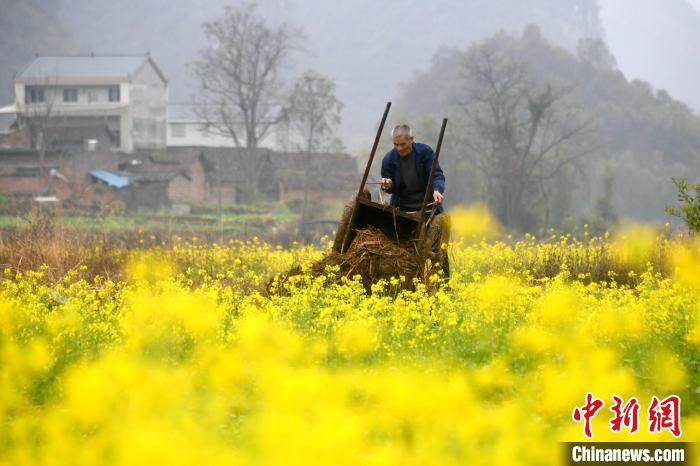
[89,170,130,189]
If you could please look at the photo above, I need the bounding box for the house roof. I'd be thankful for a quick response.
[117,148,203,173]
[272,152,358,173]
[124,170,186,183]
[89,170,130,188]
[0,104,18,114]
[146,147,203,165]
[16,55,167,85]
[200,147,274,183]
[114,146,358,190]
[266,151,358,190]
[0,148,67,160]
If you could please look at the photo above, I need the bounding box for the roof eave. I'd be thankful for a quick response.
[133,57,168,85]
[16,76,130,85]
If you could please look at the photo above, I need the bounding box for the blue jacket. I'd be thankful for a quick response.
[380,141,446,212]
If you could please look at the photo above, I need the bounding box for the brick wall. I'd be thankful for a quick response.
[0,128,30,149]
[0,176,45,194]
[168,160,206,205]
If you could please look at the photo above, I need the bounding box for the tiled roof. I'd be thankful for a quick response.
[17,55,165,83]
[124,170,186,183]
[116,147,358,189]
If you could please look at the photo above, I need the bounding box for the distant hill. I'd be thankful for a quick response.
[0,0,76,104]
[394,28,700,224]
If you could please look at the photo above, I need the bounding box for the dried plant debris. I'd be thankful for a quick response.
[272,226,445,293]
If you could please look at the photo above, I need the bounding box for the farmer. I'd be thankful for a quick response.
[379,124,445,213]
[333,124,451,276]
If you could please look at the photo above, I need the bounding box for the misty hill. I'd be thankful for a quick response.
[394,28,700,226]
[0,0,76,104]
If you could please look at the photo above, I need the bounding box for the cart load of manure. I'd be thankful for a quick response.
[270,225,444,293]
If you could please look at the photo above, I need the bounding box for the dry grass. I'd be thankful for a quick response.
[0,212,128,281]
[0,211,683,291]
[273,226,446,293]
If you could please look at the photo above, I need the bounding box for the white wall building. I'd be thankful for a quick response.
[9,54,168,153]
[167,104,236,148]
[166,104,285,150]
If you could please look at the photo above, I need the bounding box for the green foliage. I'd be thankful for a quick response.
[270,202,297,222]
[190,202,268,215]
[665,178,700,233]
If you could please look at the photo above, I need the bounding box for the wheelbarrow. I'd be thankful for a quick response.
[339,102,448,257]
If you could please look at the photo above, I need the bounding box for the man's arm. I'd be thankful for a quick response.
[431,160,445,194]
[380,153,394,193]
[421,145,445,203]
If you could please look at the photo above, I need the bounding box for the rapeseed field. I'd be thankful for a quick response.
[1,217,698,465]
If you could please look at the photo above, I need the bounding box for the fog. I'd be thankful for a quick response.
[599,0,700,110]
[3,0,699,148]
[46,0,700,150]
[60,0,595,146]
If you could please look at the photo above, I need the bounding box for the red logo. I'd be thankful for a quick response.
[572,392,605,439]
[573,394,682,439]
[648,395,682,438]
[609,395,640,434]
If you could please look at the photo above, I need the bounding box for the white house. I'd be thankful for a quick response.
[166,103,285,150]
[5,54,168,153]
[167,104,237,148]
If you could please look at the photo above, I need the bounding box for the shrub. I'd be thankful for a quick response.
[665,177,700,233]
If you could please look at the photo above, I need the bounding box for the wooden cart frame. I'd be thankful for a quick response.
[339,102,448,254]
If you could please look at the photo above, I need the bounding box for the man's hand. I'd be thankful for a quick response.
[433,190,444,204]
[381,178,393,191]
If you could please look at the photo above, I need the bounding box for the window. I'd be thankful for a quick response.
[108,86,120,102]
[16,166,41,177]
[111,130,121,148]
[25,87,45,103]
[63,88,78,102]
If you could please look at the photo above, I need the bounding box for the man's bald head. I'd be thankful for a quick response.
[392,124,414,156]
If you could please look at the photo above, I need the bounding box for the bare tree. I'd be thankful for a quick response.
[459,42,594,230]
[192,4,301,149]
[286,70,343,233]
[19,75,61,177]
